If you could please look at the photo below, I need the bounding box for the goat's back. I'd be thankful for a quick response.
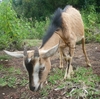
[62,6,84,42]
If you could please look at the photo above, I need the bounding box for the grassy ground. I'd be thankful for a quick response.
[0,63,100,98]
[41,67,100,98]
[0,40,100,99]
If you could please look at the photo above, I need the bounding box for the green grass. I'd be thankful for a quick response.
[40,67,100,98]
[0,59,100,98]
[66,67,100,98]
[0,65,28,88]
[48,68,64,85]
[0,55,11,60]
[23,39,42,47]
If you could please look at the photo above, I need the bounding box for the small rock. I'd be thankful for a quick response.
[1,59,3,61]
[5,60,8,62]
[10,96,13,99]
[2,93,5,95]
[95,47,97,49]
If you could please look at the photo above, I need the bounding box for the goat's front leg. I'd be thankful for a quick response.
[59,47,70,68]
[64,44,75,79]
[59,48,64,68]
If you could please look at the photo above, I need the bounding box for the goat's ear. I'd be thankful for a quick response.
[40,44,59,58]
[4,50,24,58]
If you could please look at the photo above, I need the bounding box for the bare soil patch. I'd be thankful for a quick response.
[0,43,100,99]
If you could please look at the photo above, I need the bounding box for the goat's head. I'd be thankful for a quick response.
[23,47,45,91]
[4,44,59,91]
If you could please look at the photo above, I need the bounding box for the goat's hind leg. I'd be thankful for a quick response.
[82,38,91,67]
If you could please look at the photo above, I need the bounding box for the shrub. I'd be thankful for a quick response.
[0,1,30,49]
[28,17,50,39]
[81,5,100,43]
[0,1,50,50]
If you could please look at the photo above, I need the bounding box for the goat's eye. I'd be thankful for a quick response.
[56,28,60,31]
[40,66,45,71]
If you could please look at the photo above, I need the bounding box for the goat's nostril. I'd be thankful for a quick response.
[30,86,35,91]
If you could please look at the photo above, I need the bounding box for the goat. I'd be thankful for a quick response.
[4,5,91,91]
[4,43,59,91]
[40,5,91,78]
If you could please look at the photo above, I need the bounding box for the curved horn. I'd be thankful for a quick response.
[24,46,28,57]
[23,46,29,64]
[34,47,39,58]
[4,50,24,58]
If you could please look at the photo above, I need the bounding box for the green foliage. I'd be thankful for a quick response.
[23,39,41,47]
[0,1,31,49]
[12,0,100,44]
[0,65,28,88]
[41,67,100,98]
[65,67,100,98]
[48,68,64,85]
[28,18,50,39]
[81,5,100,43]
[40,86,51,97]
[1,0,100,50]
[0,1,51,49]
[0,55,11,60]
[12,0,100,21]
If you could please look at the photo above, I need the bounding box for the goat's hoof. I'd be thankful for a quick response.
[87,63,92,67]
[59,66,63,69]
[64,75,67,80]
[45,81,48,85]
[67,76,71,79]
[64,75,71,80]
[71,71,74,75]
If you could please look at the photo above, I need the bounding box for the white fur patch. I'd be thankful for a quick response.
[28,58,31,62]
[33,62,40,91]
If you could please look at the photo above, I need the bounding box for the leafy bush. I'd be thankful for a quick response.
[81,5,100,43]
[28,17,50,39]
[0,65,28,88]
[12,0,100,21]
[0,1,51,50]
[1,1,100,50]
[0,1,30,49]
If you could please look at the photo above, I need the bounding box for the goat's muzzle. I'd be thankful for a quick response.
[29,84,41,91]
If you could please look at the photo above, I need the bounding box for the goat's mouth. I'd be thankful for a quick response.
[29,83,43,91]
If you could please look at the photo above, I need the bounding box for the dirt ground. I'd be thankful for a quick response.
[0,43,100,99]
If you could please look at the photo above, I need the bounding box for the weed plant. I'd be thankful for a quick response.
[0,65,28,88]
[40,67,100,98]
[82,5,100,43]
